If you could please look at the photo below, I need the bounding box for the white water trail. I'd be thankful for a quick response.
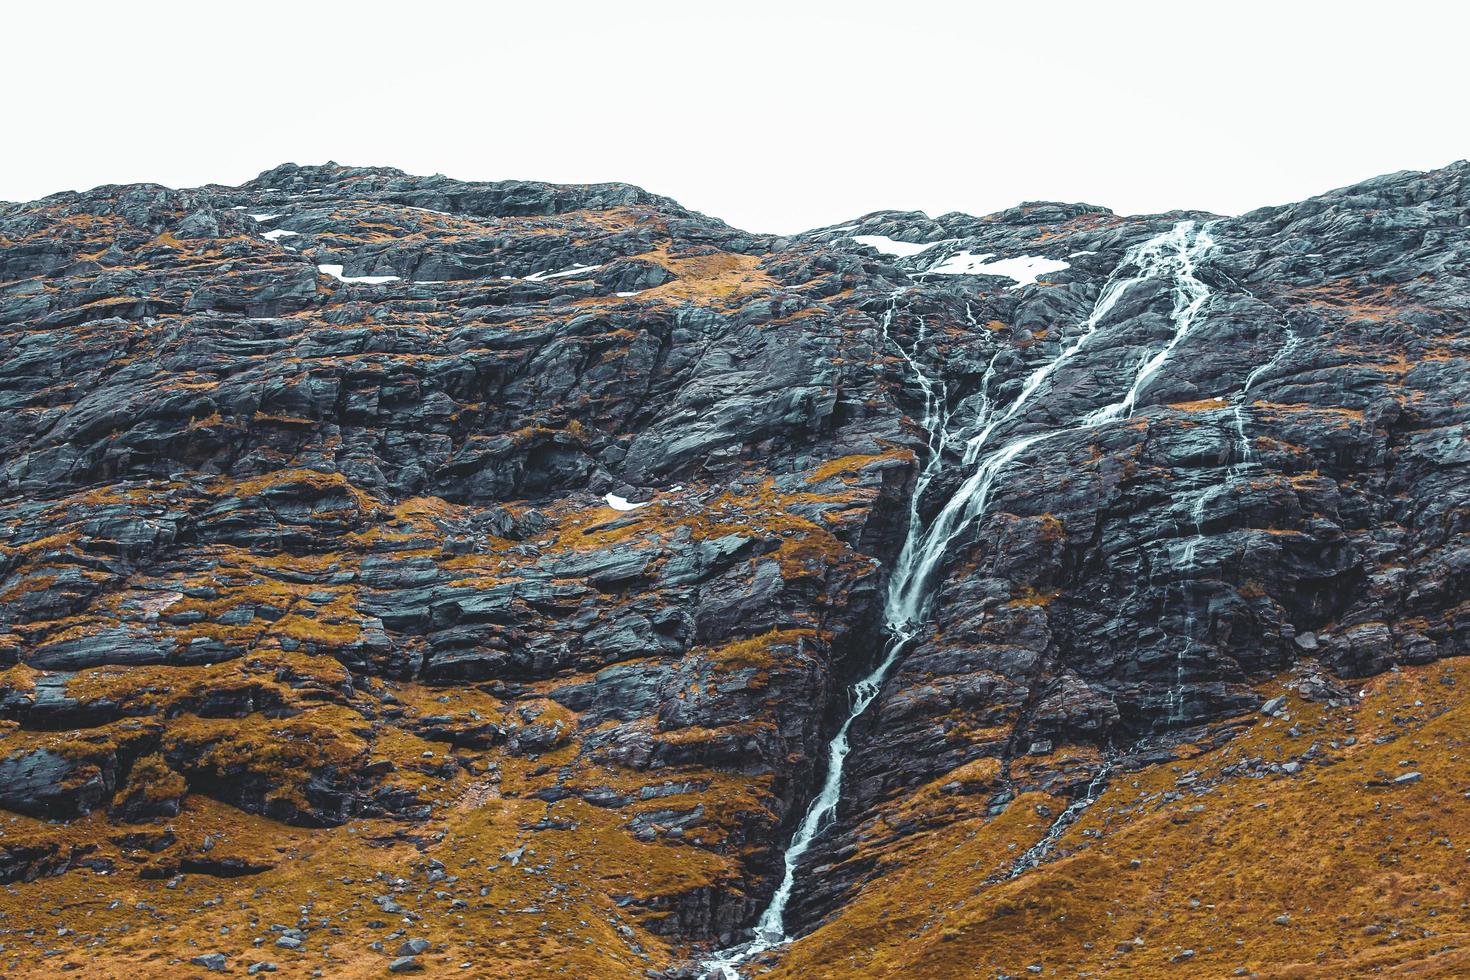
[1165,491,1210,723]
[701,292,945,979]
[891,220,1217,625]
[1004,759,1113,878]
[954,238,1157,467]
[1083,221,1215,426]
[1231,328,1300,467]
[700,627,922,978]
[703,220,1219,978]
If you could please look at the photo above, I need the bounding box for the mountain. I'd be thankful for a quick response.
[0,160,1466,978]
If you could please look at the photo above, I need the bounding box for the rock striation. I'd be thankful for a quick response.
[0,160,1466,976]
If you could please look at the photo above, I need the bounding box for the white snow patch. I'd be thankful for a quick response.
[523,263,603,282]
[317,264,401,285]
[1068,250,1098,257]
[262,229,299,241]
[925,251,1070,287]
[248,213,280,222]
[603,493,650,511]
[851,234,940,258]
[615,290,642,298]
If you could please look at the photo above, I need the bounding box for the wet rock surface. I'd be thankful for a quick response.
[0,160,1466,975]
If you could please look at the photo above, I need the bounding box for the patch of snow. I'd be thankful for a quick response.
[248,213,280,222]
[317,264,401,285]
[924,250,994,272]
[851,234,940,258]
[524,263,603,282]
[925,251,1070,287]
[823,224,859,234]
[603,493,650,511]
[615,290,642,298]
[1068,250,1098,257]
[262,229,299,241]
[401,205,451,216]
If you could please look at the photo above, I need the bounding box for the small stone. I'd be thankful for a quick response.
[1395,771,1422,784]
[248,964,278,976]
[1273,914,1291,925]
[388,957,423,974]
[275,936,302,949]
[190,953,227,972]
[1260,696,1287,716]
[396,938,430,957]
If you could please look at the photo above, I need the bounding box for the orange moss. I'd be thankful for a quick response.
[1006,586,1060,608]
[626,245,776,308]
[805,448,911,484]
[1166,397,1231,412]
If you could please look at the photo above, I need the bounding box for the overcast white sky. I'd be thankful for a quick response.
[6,1,1468,233]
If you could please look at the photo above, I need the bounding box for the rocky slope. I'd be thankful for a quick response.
[0,161,1465,977]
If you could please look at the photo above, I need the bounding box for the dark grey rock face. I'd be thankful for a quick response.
[781,165,1470,925]
[0,160,1466,948]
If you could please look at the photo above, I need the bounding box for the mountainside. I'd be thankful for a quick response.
[0,160,1467,978]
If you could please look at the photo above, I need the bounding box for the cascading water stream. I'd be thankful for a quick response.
[1002,757,1114,879]
[701,291,950,979]
[1082,222,1215,427]
[889,220,1219,624]
[702,220,1219,978]
[1231,327,1300,468]
[1165,491,1210,723]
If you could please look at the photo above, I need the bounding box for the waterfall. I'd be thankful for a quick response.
[701,221,1216,978]
[1232,327,1300,467]
[891,220,1218,624]
[1165,491,1210,724]
[1082,221,1215,426]
[1002,758,1113,879]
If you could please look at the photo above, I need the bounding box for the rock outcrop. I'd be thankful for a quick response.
[0,161,1465,977]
